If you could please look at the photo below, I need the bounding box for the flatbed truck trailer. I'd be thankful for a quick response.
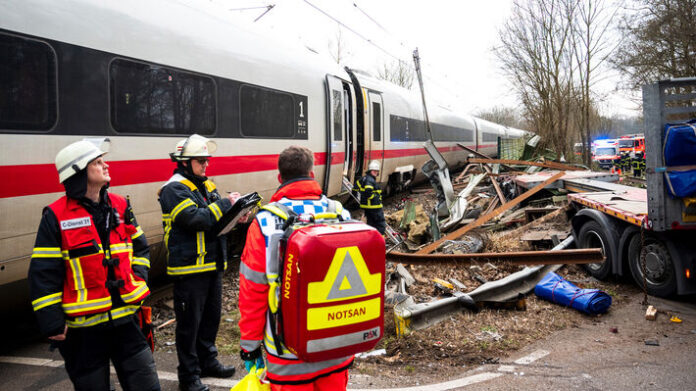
[569,78,696,297]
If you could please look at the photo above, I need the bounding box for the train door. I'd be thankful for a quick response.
[367,91,384,182]
[324,75,353,196]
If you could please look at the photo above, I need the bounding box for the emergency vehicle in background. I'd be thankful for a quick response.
[592,139,620,169]
[0,0,527,312]
[570,78,696,297]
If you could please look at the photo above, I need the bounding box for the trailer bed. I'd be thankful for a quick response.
[568,184,647,227]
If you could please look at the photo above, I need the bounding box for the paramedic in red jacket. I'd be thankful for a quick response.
[28,140,160,391]
[238,146,353,390]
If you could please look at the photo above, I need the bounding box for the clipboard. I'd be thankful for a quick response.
[212,192,262,236]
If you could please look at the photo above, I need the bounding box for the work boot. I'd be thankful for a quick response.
[200,362,236,378]
[179,378,209,391]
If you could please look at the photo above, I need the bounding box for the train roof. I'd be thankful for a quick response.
[1,0,348,94]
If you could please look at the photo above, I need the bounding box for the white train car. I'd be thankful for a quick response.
[0,0,526,311]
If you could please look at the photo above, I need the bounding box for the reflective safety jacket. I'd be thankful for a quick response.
[355,173,382,209]
[28,193,151,335]
[239,178,354,385]
[159,173,232,276]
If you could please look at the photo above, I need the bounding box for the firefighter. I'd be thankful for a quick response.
[158,134,238,391]
[238,146,353,390]
[355,160,386,234]
[28,140,160,391]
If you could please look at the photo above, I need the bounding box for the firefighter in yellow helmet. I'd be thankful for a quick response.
[354,160,386,234]
[158,134,239,391]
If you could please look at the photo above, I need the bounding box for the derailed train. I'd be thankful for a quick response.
[0,0,526,311]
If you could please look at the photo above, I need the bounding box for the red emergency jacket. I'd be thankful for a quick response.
[239,179,354,385]
[47,194,150,317]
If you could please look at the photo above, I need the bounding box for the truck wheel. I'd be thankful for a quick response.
[578,221,612,279]
[627,235,677,297]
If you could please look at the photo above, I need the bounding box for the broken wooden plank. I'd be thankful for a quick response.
[482,164,507,203]
[416,171,566,254]
[156,318,176,330]
[467,157,585,171]
[482,195,500,217]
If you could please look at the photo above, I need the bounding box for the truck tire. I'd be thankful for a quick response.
[627,234,677,297]
[578,221,612,279]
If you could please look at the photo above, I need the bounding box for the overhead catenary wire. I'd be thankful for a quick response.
[302,0,404,64]
[302,0,468,104]
[349,1,471,93]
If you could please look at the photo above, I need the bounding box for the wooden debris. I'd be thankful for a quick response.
[417,171,566,254]
[467,157,585,171]
[520,228,570,242]
[645,305,657,320]
[497,206,570,242]
[156,318,176,330]
[524,207,560,223]
[482,165,506,203]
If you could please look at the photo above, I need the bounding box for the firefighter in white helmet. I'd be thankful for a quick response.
[354,160,386,234]
[158,134,239,391]
[28,139,160,390]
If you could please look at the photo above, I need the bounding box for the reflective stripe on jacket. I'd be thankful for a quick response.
[47,194,149,317]
[29,193,151,335]
[159,173,232,276]
[239,179,354,384]
[355,173,382,209]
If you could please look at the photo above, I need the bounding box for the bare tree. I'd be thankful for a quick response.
[613,0,696,89]
[494,0,577,158]
[327,26,348,64]
[571,0,617,166]
[376,60,415,89]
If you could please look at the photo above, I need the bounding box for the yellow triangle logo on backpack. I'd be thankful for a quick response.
[307,246,381,304]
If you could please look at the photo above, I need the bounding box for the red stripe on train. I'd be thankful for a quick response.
[0,144,490,198]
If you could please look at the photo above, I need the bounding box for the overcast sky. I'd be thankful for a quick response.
[207,0,640,117]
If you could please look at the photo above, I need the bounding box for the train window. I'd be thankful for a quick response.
[482,132,499,142]
[110,59,216,134]
[240,85,295,138]
[0,33,57,131]
[332,90,343,141]
[372,102,381,142]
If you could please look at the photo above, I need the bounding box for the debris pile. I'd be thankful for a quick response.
[379,141,617,341]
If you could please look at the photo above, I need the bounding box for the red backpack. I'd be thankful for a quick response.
[263,202,385,362]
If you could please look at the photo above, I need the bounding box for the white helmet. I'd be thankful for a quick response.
[368,160,380,171]
[170,134,217,161]
[55,139,109,183]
